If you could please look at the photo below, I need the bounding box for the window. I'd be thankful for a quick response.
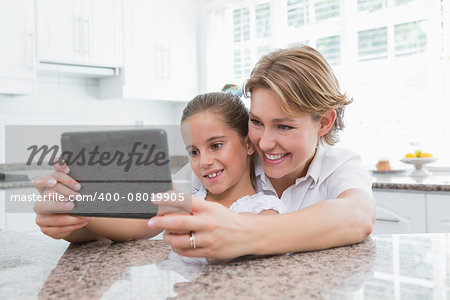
[316,35,341,65]
[207,0,450,166]
[358,27,388,61]
[287,0,309,27]
[233,48,251,81]
[314,0,340,22]
[358,0,384,12]
[395,20,427,56]
[233,8,250,43]
[288,40,310,48]
[394,0,415,5]
[257,45,272,58]
[255,3,271,38]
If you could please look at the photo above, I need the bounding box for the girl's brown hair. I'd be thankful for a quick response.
[244,45,352,145]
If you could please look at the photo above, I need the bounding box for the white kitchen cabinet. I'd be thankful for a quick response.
[373,190,427,234]
[36,0,123,68]
[100,0,199,101]
[0,0,35,94]
[426,193,450,233]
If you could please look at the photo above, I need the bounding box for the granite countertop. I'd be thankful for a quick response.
[371,171,450,192]
[1,231,449,299]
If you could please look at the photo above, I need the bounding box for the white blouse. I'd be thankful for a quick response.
[191,184,286,214]
[174,144,373,214]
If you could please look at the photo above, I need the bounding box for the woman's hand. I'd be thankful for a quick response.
[33,161,94,240]
[148,196,258,260]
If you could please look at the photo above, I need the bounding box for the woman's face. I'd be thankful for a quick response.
[248,88,321,183]
[181,111,252,196]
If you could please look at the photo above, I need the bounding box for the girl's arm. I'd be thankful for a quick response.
[149,188,375,259]
[83,218,162,242]
[34,162,162,243]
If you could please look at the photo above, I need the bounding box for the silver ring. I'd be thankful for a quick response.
[189,232,196,249]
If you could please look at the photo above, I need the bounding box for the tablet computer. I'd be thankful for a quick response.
[60,129,172,219]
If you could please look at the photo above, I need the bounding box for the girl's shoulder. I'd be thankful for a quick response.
[230,192,285,214]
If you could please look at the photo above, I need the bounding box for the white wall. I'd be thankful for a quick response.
[0,74,186,163]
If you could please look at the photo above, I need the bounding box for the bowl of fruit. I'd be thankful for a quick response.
[400,150,437,177]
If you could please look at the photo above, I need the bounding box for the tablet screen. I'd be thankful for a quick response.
[60,129,172,218]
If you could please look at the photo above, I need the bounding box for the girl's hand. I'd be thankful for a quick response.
[148,196,257,260]
[32,161,94,240]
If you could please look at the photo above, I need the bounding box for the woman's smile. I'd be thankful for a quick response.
[263,152,290,165]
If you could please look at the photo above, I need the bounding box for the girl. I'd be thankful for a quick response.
[180,92,284,215]
[148,45,376,259]
[32,92,283,243]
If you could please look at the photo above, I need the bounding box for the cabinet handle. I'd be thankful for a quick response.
[164,48,170,80]
[156,46,162,79]
[376,218,400,223]
[26,31,34,69]
[84,16,90,54]
[74,16,81,53]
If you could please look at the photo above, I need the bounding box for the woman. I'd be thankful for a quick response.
[33,46,375,258]
[148,46,376,259]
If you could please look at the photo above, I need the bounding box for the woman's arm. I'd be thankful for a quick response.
[248,188,375,254]
[149,188,375,259]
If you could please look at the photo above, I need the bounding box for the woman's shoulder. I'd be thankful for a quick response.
[318,145,365,173]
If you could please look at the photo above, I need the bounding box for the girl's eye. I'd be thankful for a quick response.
[278,124,293,130]
[250,119,262,126]
[211,143,223,150]
[188,149,199,157]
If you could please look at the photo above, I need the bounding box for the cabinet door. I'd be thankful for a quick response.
[81,0,123,67]
[426,193,450,233]
[122,0,198,101]
[123,0,166,99]
[373,191,427,234]
[166,0,198,100]
[36,0,84,64]
[0,0,35,94]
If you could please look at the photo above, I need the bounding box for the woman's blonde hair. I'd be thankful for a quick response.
[244,45,352,145]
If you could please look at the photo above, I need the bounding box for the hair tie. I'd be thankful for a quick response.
[221,84,243,97]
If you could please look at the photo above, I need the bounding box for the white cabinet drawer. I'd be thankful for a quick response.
[373,191,427,234]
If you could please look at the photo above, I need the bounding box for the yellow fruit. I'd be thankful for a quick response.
[405,153,415,158]
[415,150,422,158]
[421,153,432,158]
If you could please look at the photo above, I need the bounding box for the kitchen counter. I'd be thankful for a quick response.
[371,171,450,192]
[1,231,449,299]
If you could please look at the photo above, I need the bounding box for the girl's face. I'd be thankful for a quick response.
[181,111,253,196]
[248,88,324,184]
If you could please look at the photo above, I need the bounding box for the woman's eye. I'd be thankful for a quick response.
[250,119,262,126]
[188,150,199,157]
[278,124,293,130]
[211,143,223,150]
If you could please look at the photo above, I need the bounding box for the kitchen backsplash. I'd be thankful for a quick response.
[0,74,187,164]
